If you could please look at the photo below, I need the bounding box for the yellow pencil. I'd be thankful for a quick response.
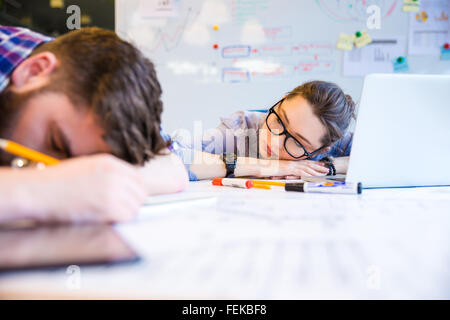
[0,138,60,166]
[252,184,271,190]
[251,180,286,187]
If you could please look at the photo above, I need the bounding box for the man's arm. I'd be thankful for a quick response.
[0,155,148,224]
[138,149,189,196]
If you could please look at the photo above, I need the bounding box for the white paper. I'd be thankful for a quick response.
[144,192,216,206]
[139,0,180,18]
[111,183,450,299]
[2,182,450,299]
[408,0,450,56]
[343,37,407,77]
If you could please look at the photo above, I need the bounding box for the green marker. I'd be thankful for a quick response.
[397,56,404,63]
[355,31,362,38]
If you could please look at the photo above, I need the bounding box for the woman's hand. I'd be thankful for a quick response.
[258,159,329,178]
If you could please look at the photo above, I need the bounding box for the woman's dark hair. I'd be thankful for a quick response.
[30,27,168,165]
[285,81,356,147]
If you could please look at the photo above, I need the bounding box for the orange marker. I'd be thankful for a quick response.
[0,139,60,166]
[250,180,286,187]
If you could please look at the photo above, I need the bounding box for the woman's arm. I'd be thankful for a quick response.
[189,150,329,180]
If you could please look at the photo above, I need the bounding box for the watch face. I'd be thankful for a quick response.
[225,153,237,165]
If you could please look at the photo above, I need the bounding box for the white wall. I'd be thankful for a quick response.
[116,0,450,134]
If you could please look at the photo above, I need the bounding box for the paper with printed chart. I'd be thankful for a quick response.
[343,37,407,77]
[139,0,180,18]
[1,182,449,298]
[111,182,450,299]
[408,0,450,56]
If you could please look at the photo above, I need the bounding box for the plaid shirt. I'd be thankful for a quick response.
[0,26,53,92]
[0,26,189,177]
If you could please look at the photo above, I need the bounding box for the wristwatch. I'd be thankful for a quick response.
[321,157,336,176]
[221,153,237,178]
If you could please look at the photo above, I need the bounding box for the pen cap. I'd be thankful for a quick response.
[285,183,304,192]
[212,178,224,186]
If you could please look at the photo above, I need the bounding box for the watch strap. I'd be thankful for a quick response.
[221,153,237,178]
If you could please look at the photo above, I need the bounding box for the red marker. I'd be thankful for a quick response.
[213,44,219,50]
[444,43,450,50]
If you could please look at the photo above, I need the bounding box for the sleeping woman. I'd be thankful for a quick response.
[172,80,356,181]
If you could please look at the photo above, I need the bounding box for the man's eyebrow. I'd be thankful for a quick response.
[53,122,72,157]
[279,107,312,147]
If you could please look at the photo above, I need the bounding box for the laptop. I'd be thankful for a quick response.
[346,74,450,188]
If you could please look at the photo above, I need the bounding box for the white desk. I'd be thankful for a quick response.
[1,181,450,299]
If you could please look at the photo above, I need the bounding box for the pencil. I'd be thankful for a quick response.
[252,184,271,190]
[0,138,60,166]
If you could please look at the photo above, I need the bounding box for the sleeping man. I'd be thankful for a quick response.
[0,26,188,224]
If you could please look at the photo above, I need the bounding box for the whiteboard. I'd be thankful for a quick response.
[116,0,450,133]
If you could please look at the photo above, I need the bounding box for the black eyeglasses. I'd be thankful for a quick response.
[265,98,326,159]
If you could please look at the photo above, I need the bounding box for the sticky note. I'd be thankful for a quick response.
[403,0,420,12]
[441,44,450,61]
[50,0,64,8]
[393,57,410,73]
[354,30,372,48]
[336,34,355,51]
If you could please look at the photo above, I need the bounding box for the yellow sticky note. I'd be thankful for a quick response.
[50,0,64,8]
[81,14,92,25]
[354,30,372,48]
[403,0,420,12]
[336,34,355,51]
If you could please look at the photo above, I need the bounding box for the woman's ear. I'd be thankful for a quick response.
[10,52,59,93]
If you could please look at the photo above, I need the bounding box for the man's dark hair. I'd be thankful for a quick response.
[31,27,168,165]
[285,81,356,147]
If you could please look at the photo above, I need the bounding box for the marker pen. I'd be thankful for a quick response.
[212,178,254,189]
[285,181,362,194]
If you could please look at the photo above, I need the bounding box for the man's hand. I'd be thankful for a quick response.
[138,150,189,196]
[0,154,148,224]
